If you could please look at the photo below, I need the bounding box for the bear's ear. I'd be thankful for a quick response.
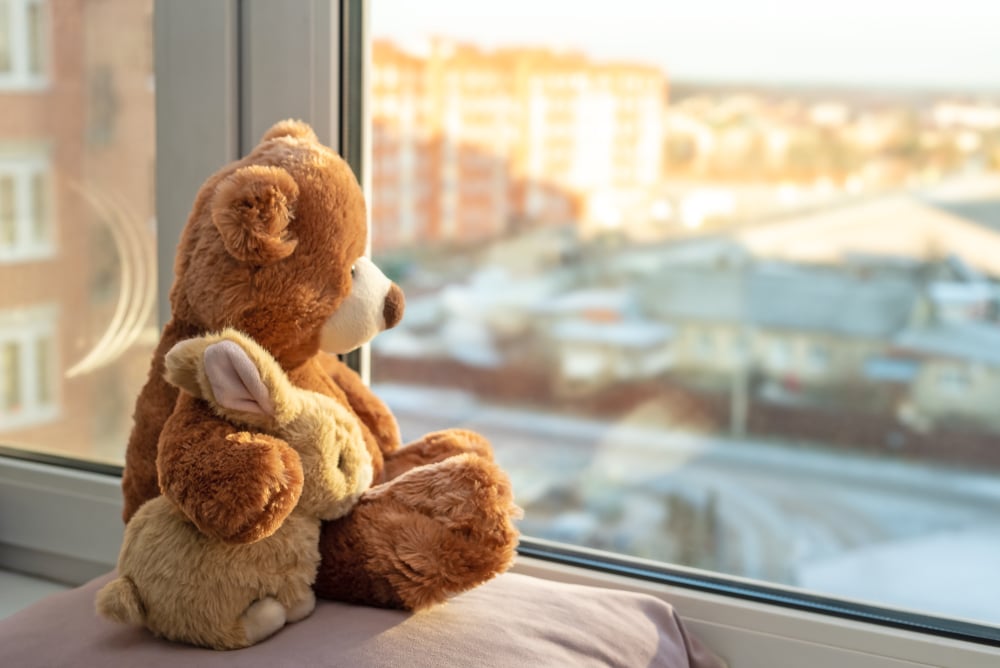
[211,165,299,265]
[260,119,318,144]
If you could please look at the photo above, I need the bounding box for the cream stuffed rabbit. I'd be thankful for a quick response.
[96,328,373,650]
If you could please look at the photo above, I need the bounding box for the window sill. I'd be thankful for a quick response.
[513,558,1000,667]
[2,454,998,666]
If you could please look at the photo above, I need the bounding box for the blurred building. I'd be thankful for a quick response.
[370,39,667,252]
[0,0,155,463]
[371,40,429,250]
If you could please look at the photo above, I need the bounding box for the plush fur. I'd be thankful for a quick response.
[98,329,373,650]
[120,120,519,611]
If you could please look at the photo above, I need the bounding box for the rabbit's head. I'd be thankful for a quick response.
[164,328,373,520]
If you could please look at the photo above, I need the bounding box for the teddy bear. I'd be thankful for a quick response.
[98,328,373,649]
[120,119,519,611]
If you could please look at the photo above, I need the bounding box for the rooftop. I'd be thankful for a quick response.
[893,322,1000,366]
[644,262,921,338]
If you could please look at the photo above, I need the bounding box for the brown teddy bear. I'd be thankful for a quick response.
[121,119,519,611]
[99,328,374,649]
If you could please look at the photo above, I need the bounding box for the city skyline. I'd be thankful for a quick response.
[373,0,1000,92]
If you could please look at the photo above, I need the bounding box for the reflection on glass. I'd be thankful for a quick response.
[0,0,156,464]
[371,1,1000,627]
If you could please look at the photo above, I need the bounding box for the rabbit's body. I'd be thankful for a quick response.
[103,499,321,649]
[97,330,373,650]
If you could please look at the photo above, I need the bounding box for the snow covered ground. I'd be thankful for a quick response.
[799,527,1000,625]
[376,382,1000,627]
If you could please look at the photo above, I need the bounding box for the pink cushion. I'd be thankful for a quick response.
[0,572,723,667]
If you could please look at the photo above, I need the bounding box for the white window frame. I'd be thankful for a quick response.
[0,303,58,430]
[0,0,48,91]
[0,148,53,263]
[2,2,1000,665]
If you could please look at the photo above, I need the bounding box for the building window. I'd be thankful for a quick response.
[936,366,972,393]
[806,343,831,373]
[0,305,58,431]
[0,0,47,90]
[696,330,714,357]
[0,152,53,263]
[767,339,790,371]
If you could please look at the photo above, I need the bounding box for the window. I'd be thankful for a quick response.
[2,3,1000,664]
[936,366,972,393]
[0,0,155,464]
[370,0,1000,641]
[0,151,51,262]
[0,0,46,90]
[805,342,831,374]
[767,339,790,371]
[0,304,57,430]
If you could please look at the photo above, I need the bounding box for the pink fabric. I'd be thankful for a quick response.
[0,572,724,667]
[204,340,275,415]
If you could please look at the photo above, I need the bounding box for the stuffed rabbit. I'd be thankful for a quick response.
[96,328,373,650]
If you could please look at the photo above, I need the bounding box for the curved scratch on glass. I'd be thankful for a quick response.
[65,184,156,378]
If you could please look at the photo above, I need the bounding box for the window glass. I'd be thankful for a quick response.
[1,340,19,411]
[0,1,10,74]
[370,0,1000,627]
[0,174,14,244]
[0,0,155,464]
[29,170,46,242]
[0,0,45,88]
[24,0,41,77]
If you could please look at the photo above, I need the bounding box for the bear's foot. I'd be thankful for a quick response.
[316,453,520,611]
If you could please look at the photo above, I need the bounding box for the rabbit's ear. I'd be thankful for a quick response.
[164,328,299,425]
[203,340,275,416]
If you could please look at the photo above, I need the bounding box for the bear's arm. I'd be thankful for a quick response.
[156,392,305,544]
[121,318,200,522]
[319,352,401,455]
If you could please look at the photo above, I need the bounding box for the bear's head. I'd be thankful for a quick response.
[169,120,403,368]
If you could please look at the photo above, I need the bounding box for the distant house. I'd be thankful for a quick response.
[548,318,674,395]
[640,268,745,382]
[891,322,1000,432]
[748,265,920,395]
[643,261,923,408]
[532,288,673,394]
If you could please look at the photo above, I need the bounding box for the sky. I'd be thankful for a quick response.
[372,0,1000,91]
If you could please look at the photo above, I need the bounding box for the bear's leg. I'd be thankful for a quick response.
[314,454,520,611]
[383,429,494,481]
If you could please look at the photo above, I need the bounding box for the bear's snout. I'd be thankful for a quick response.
[383,284,404,330]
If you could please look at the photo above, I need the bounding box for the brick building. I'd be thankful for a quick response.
[0,0,155,463]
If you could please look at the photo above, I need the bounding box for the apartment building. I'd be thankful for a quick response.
[370,39,667,252]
